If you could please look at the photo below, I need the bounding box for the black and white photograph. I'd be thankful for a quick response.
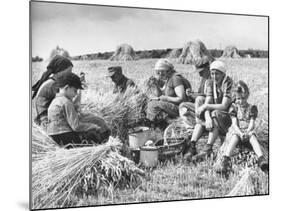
[30,1,269,210]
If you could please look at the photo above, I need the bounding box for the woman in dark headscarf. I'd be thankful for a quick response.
[32,55,73,130]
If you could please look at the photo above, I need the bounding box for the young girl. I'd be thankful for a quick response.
[217,80,268,173]
[47,72,110,147]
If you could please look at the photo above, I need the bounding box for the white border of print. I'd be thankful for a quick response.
[1,0,279,211]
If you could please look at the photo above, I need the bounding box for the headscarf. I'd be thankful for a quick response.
[210,60,226,103]
[32,55,73,99]
[154,59,175,72]
[210,60,226,74]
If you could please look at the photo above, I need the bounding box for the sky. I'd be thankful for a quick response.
[31,1,268,59]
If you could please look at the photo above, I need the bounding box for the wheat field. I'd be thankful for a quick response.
[31,58,268,207]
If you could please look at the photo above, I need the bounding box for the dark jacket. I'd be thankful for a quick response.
[34,78,58,124]
[113,75,136,94]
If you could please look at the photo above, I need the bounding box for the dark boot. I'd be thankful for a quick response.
[193,144,213,162]
[258,155,269,173]
[184,141,197,161]
[216,155,232,174]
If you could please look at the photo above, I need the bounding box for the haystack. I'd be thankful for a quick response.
[178,40,214,65]
[49,46,70,60]
[110,43,137,61]
[168,48,182,59]
[221,46,241,58]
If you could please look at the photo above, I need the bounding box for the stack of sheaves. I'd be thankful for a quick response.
[83,87,148,139]
[31,124,145,209]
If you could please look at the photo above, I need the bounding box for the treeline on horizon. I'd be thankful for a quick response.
[71,48,268,61]
[32,48,268,62]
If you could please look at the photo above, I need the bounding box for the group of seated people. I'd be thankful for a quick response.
[32,55,268,174]
[145,58,268,174]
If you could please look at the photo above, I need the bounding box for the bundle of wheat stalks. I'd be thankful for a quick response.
[227,168,259,196]
[82,87,148,140]
[32,124,58,156]
[32,124,145,209]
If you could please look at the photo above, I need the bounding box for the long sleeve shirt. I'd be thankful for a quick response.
[47,93,99,135]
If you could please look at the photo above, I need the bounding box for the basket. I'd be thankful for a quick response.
[155,138,186,160]
[156,119,193,160]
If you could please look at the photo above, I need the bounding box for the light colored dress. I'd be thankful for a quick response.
[228,102,258,139]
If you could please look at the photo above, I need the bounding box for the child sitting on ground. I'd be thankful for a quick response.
[216,80,268,173]
[47,72,110,148]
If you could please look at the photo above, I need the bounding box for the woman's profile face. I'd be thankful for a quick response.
[156,69,169,81]
[63,66,73,73]
[210,69,224,84]
[56,66,73,76]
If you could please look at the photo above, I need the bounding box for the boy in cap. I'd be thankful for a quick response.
[47,72,110,147]
[185,60,233,161]
[107,66,136,94]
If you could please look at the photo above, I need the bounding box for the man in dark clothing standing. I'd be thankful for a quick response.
[106,66,136,94]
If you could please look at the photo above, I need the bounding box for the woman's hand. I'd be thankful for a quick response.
[197,104,207,116]
[149,96,160,101]
[205,116,213,131]
[150,95,167,101]
[159,95,167,101]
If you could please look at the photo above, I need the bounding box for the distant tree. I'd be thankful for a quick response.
[150,50,160,58]
[32,56,43,62]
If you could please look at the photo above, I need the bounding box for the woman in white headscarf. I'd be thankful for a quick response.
[146,59,193,128]
[185,60,233,161]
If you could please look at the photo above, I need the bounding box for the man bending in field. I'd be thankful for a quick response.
[106,66,136,94]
